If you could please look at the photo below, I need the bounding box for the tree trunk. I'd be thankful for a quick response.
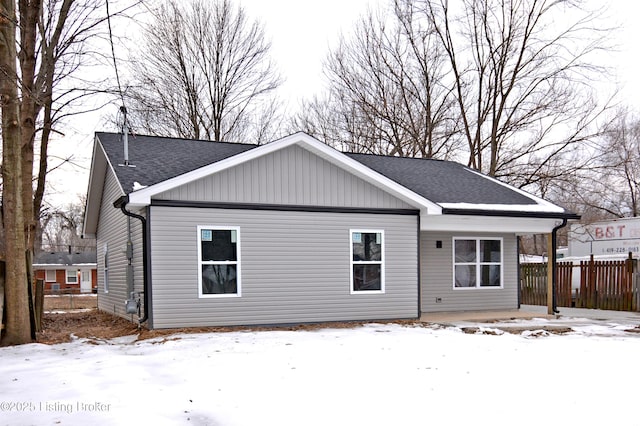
[0,0,32,345]
[19,0,41,254]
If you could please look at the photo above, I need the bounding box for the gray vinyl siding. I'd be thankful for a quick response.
[96,168,145,322]
[154,145,413,209]
[149,206,418,328]
[420,231,518,312]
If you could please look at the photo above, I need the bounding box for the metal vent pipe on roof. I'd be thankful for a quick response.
[122,106,129,165]
[118,106,135,168]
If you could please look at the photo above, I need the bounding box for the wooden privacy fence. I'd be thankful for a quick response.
[520,255,639,312]
[520,262,573,307]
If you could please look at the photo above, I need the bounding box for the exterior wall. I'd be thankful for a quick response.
[149,206,418,328]
[155,145,413,210]
[420,231,519,312]
[96,168,145,321]
[34,268,95,292]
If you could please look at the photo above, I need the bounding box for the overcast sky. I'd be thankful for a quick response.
[47,0,638,209]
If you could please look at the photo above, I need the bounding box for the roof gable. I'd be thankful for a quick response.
[96,132,257,194]
[154,143,415,209]
[122,132,441,211]
[84,131,576,235]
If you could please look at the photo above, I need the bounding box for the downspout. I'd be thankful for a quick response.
[114,195,149,325]
[551,218,568,314]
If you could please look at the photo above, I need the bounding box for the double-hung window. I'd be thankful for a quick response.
[45,270,56,282]
[350,230,384,293]
[453,238,502,288]
[66,269,78,284]
[198,226,241,297]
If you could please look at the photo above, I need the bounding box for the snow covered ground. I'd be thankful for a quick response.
[2,317,640,426]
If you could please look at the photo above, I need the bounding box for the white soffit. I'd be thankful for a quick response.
[420,213,566,234]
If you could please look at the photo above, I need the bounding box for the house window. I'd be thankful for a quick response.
[104,243,109,294]
[45,270,56,282]
[453,238,502,288]
[197,226,241,297]
[350,230,384,293]
[66,269,78,284]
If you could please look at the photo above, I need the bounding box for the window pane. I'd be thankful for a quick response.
[201,230,237,261]
[352,232,382,261]
[66,270,78,283]
[353,264,381,291]
[480,240,501,262]
[455,240,476,262]
[454,265,476,287]
[202,265,238,294]
[480,265,501,287]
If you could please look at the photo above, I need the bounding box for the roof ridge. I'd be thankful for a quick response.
[345,151,457,164]
[95,131,258,148]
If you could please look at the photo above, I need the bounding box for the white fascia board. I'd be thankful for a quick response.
[84,136,127,235]
[420,213,566,234]
[463,169,565,213]
[83,137,107,235]
[126,131,442,213]
[82,137,102,236]
[439,202,566,214]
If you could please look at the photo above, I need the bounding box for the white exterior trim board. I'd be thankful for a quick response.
[421,214,566,234]
[126,132,442,214]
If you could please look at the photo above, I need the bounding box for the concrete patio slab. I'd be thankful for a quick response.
[419,304,640,329]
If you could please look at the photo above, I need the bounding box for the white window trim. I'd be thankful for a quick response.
[452,237,503,290]
[66,269,78,284]
[350,229,385,294]
[197,226,242,298]
[45,269,56,282]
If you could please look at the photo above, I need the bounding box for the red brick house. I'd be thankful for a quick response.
[33,251,97,293]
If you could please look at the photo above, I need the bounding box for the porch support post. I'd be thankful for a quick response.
[547,233,554,315]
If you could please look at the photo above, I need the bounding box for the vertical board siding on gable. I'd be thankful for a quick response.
[96,168,145,321]
[420,231,518,312]
[154,145,413,209]
[149,206,418,328]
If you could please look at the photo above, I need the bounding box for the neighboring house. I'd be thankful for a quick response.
[83,132,578,329]
[33,251,98,293]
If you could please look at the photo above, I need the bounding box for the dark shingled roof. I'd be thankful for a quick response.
[346,153,537,205]
[96,132,544,208]
[34,251,97,266]
[97,132,257,194]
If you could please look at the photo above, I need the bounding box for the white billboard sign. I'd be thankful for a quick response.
[569,217,640,257]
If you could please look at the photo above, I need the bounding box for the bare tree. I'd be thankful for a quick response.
[1,0,137,344]
[292,2,458,158]
[22,0,138,256]
[40,196,94,253]
[571,109,640,219]
[420,0,613,184]
[1,0,31,345]
[124,0,282,143]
